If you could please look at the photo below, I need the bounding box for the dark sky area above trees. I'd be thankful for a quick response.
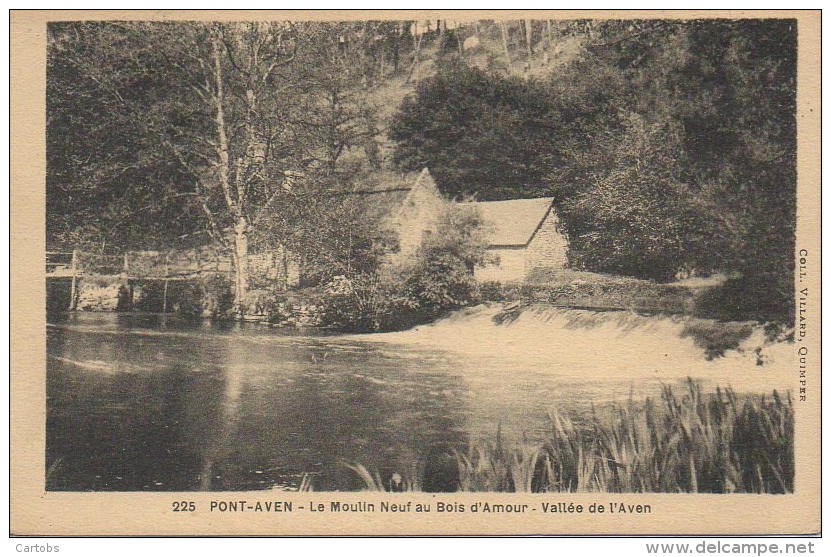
[46,18,797,321]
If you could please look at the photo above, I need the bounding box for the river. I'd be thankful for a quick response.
[46,308,790,492]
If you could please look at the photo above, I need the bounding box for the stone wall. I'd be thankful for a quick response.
[266,301,324,328]
[388,170,447,262]
[474,247,527,283]
[525,208,569,273]
[473,208,569,284]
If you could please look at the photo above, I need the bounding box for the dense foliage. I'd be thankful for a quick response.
[398,204,490,310]
[389,20,797,321]
[390,63,561,200]
[319,205,489,332]
[47,21,418,310]
[48,19,798,323]
[47,21,413,253]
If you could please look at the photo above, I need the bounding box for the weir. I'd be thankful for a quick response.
[364,303,791,395]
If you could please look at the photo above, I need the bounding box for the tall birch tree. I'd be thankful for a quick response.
[48,21,307,314]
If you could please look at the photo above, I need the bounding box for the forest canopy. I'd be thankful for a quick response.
[389,19,797,319]
[47,19,797,322]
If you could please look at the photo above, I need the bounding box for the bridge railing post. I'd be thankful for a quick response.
[68,249,78,311]
[162,254,169,313]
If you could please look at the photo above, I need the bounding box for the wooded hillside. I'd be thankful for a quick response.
[47,19,797,322]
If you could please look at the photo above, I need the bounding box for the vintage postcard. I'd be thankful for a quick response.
[10,9,821,536]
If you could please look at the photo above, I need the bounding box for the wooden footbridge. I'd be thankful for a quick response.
[46,250,231,311]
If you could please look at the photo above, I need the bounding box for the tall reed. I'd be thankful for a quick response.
[466,379,793,494]
[346,380,793,493]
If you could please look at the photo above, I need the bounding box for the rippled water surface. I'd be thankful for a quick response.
[46,311,768,492]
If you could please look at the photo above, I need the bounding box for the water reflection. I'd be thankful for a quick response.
[47,312,726,492]
[47,313,469,491]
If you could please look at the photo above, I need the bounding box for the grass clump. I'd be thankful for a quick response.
[347,380,793,494]
[343,461,424,492]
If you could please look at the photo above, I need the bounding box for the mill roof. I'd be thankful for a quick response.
[332,168,437,222]
[464,197,555,247]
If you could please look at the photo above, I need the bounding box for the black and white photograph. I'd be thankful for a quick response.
[10,6,824,540]
[40,14,803,499]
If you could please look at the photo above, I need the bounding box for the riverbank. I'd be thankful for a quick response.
[353,303,793,394]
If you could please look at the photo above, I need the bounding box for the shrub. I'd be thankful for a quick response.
[244,289,275,317]
[479,281,505,302]
[396,204,488,316]
[260,289,326,326]
[200,274,234,319]
[319,275,379,332]
[131,280,165,312]
[399,251,480,317]
[171,281,204,318]
[319,204,490,332]
[319,273,418,332]
[694,273,794,325]
[261,292,293,324]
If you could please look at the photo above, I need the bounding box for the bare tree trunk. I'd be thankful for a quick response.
[212,30,249,314]
[406,24,423,84]
[281,248,289,290]
[392,24,400,72]
[233,215,249,314]
[500,21,511,65]
[544,20,552,65]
